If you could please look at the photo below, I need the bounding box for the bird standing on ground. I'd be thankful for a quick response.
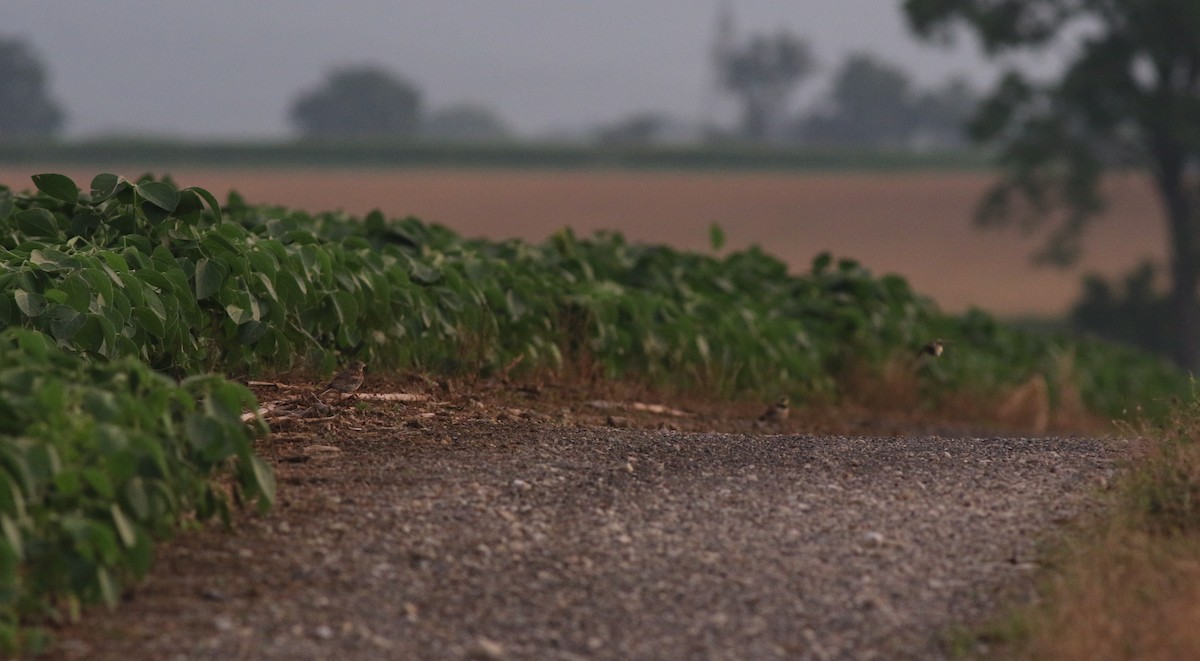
[757,395,790,425]
[319,360,366,397]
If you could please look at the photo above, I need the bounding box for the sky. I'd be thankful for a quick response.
[2,1,1053,140]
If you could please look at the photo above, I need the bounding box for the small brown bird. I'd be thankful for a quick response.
[757,395,790,425]
[919,339,948,358]
[319,360,366,397]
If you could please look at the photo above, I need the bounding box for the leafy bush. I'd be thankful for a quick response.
[0,329,271,652]
[0,174,280,650]
[1070,260,1173,358]
[221,179,1186,415]
[3,172,1185,411]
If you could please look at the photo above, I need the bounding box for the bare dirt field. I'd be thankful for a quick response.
[0,167,1165,316]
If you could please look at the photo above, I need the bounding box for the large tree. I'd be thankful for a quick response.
[800,53,918,147]
[904,0,1200,370]
[716,30,814,142]
[0,36,65,139]
[290,65,422,139]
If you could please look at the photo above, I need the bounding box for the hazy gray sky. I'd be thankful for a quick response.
[4,1,1036,139]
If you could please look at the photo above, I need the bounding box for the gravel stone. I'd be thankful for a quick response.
[49,421,1124,660]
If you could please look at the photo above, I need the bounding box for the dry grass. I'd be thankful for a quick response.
[836,353,1108,437]
[972,402,1200,660]
[1016,530,1200,660]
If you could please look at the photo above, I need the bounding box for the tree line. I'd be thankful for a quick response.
[0,32,971,149]
[0,37,515,144]
[285,40,979,149]
[709,30,975,149]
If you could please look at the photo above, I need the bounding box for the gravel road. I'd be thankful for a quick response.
[52,421,1124,660]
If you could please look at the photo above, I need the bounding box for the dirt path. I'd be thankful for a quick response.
[49,405,1123,660]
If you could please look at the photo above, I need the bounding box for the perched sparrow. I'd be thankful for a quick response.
[319,360,366,396]
[757,395,790,424]
[919,339,948,358]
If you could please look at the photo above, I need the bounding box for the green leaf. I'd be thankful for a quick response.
[32,173,80,203]
[299,245,331,279]
[110,505,137,548]
[708,223,726,252]
[14,289,47,318]
[80,268,115,307]
[0,514,23,561]
[13,328,52,361]
[53,470,82,498]
[60,274,94,312]
[695,334,711,362]
[236,319,269,344]
[45,288,69,303]
[95,566,119,608]
[82,467,115,499]
[201,232,239,257]
[76,313,117,355]
[0,467,29,518]
[141,200,170,226]
[224,301,253,325]
[247,455,276,513]
[24,444,62,483]
[131,306,166,338]
[812,252,833,274]
[409,260,443,284]
[246,249,279,279]
[276,270,308,300]
[127,531,154,577]
[101,251,131,274]
[0,189,13,220]
[135,181,180,212]
[45,304,85,340]
[183,185,223,223]
[505,290,527,320]
[14,208,60,238]
[29,248,71,271]
[90,173,129,203]
[69,210,103,236]
[184,413,225,460]
[251,272,279,303]
[194,258,227,301]
[123,478,150,520]
[330,290,359,324]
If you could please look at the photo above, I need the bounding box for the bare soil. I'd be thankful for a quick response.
[0,167,1166,316]
[44,377,1125,660]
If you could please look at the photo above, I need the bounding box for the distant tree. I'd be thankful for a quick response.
[290,65,421,139]
[716,30,814,142]
[910,77,977,149]
[421,104,511,142]
[905,0,1200,371]
[595,112,667,146]
[799,53,917,147]
[0,36,65,139]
